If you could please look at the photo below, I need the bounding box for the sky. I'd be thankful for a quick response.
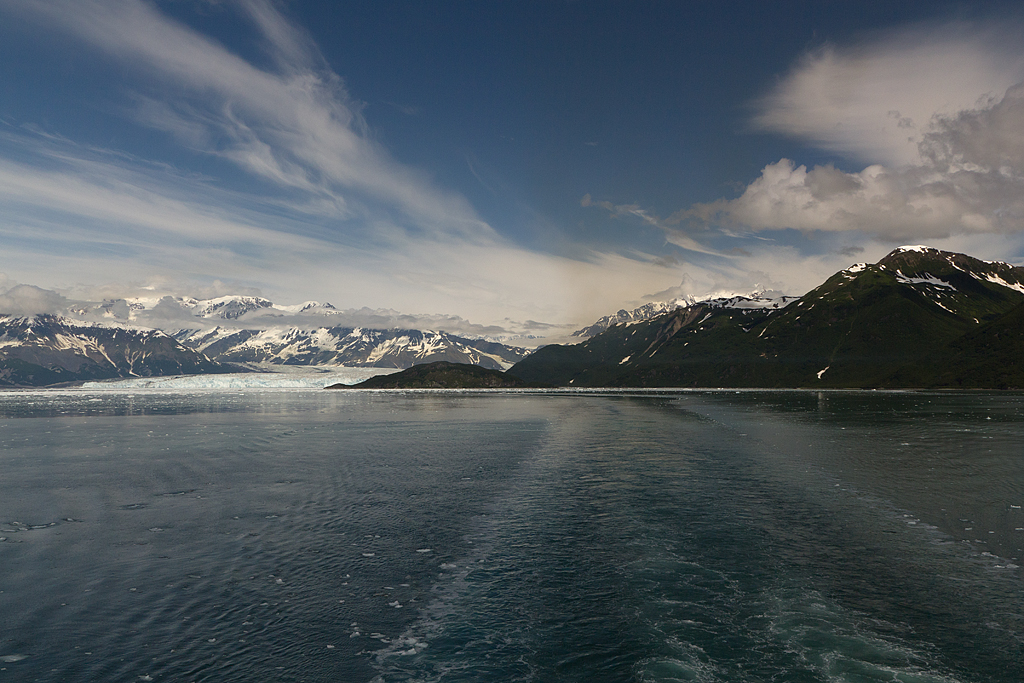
[2,0,1024,337]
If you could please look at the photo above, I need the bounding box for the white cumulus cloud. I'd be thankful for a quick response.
[690,21,1024,243]
[752,22,1024,166]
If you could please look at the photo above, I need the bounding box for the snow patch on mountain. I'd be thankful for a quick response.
[979,273,1024,295]
[895,272,955,289]
[173,326,528,370]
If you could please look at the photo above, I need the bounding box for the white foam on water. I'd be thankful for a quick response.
[763,586,964,683]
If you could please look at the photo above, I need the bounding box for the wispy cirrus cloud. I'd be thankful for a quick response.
[3,0,491,242]
[580,193,727,257]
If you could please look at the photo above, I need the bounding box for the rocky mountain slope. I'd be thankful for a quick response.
[509,247,1024,389]
[0,315,227,386]
[175,326,528,370]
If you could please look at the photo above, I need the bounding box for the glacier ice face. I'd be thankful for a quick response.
[80,367,401,390]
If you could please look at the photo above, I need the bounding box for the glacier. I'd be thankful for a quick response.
[80,366,401,390]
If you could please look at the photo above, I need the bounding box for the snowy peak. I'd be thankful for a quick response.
[165,295,276,320]
[275,301,337,314]
[121,295,339,322]
[572,291,796,338]
[856,247,1024,303]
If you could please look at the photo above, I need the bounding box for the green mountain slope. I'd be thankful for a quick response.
[508,247,1024,388]
[884,301,1024,389]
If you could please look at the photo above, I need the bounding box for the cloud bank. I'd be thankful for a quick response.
[751,23,1024,166]
[686,21,1024,244]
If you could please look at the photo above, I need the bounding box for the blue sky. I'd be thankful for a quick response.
[2,1,1024,334]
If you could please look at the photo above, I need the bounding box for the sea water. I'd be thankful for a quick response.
[0,389,1021,682]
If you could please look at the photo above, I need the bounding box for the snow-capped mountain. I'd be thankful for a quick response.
[572,291,797,338]
[122,295,338,321]
[833,245,1024,320]
[107,294,532,369]
[0,293,532,385]
[0,315,226,386]
[174,326,528,370]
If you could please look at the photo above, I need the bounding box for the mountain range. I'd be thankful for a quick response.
[173,326,526,370]
[0,316,225,386]
[0,295,530,386]
[3,246,1023,388]
[508,246,1024,389]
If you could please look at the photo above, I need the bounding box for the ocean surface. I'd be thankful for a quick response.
[0,388,1022,682]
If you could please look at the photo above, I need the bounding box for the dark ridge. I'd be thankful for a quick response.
[326,361,550,389]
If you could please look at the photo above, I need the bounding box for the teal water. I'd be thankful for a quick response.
[0,390,1021,682]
